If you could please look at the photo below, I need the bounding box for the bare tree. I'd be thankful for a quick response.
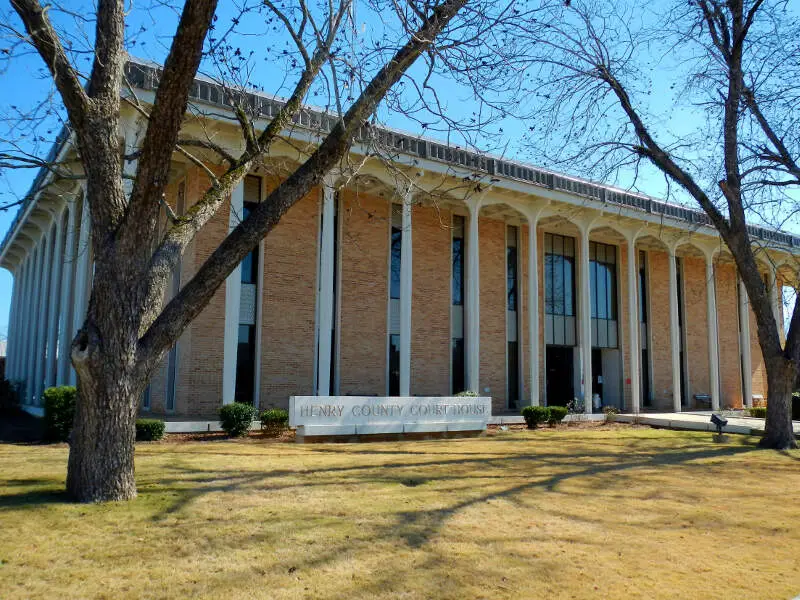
[0,0,502,501]
[510,0,800,448]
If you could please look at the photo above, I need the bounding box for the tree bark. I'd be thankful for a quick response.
[759,358,798,450]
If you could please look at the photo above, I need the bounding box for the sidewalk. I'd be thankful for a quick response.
[615,411,800,435]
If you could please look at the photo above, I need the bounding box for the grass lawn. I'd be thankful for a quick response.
[1,426,800,599]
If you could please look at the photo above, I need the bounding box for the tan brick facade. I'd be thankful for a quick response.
[410,205,451,396]
[136,173,764,418]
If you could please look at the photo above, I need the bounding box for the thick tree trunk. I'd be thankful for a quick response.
[759,359,798,450]
[66,359,141,501]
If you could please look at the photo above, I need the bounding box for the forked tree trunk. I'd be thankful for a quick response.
[760,359,798,450]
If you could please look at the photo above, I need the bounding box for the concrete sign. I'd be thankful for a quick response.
[289,396,492,439]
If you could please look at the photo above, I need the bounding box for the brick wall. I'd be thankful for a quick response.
[478,216,507,413]
[715,262,743,407]
[337,189,389,396]
[259,184,318,410]
[682,256,711,401]
[411,204,451,396]
[647,250,675,409]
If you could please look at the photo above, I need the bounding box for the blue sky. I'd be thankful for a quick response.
[0,0,797,342]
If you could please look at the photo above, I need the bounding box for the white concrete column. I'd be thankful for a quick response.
[626,234,641,414]
[15,257,32,387]
[399,192,413,397]
[18,254,35,394]
[738,274,753,409]
[26,245,44,404]
[57,204,78,384]
[525,207,545,407]
[34,230,54,403]
[668,247,682,412]
[316,177,336,396]
[578,225,593,414]
[704,251,721,411]
[222,182,244,405]
[45,209,66,388]
[465,197,482,393]
[6,267,21,381]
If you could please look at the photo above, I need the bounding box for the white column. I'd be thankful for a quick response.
[704,252,720,411]
[465,198,482,393]
[578,226,593,414]
[399,194,413,397]
[19,254,35,394]
[34,231,54,403]
[527,213,541,406]
[316,179,336,396]
[45,210,65,388]
[26,245,43,404]
[626,235,641,414]
[57,204,78,384]
[222,182,244,405]
[738,274,753,409]
[668,247,682,412]
[6,268,20,381]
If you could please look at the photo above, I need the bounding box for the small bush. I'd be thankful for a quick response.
[43,386,77,442]
[603,406,620,422]
[566,398,584,414]
[219,402,256,437]
[136,419,165,441]
[748,406,767,419]
[455,390,479,397]
[521,406,550,429]
[260,408,289,436]
[548,406,569,425]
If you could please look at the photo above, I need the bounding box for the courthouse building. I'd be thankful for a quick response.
[1,61,797,418]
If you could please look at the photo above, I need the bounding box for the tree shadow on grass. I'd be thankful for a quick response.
[0,488,70,508]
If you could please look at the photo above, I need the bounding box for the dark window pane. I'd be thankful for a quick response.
[507,246,518,311]
[235,324,256,404]
[507,341,519,408]
[390,227,401,300]
[452,237,463,305]
[389,334,400,395]
[564,256,574,316]
[451,338,465,393]
[240,203,259,284]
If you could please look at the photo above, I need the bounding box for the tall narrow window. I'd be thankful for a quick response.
[451,215,466,393]
[235,175,262,404]
[388,208,402,395]
[639,250,651,406]
[589,241,618,348]
[544,233,576,346]
[506,225,520,409]
[676,257,688,406]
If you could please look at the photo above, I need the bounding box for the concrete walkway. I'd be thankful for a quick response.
[615,411,800,436]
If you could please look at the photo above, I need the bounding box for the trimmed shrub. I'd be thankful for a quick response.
[548,406,569,425]
[455,390,479,397]
[260,408,289,436]
[521,406,550,429]
[603,406,620,422]
[748,406,767,419]
[219,402,256,437]
[136,419,165,441]
[43,386,77,442]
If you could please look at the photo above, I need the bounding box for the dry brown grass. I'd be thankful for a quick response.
[1,426,799,599]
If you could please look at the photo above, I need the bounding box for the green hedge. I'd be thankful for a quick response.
[219,402,256,437]
[260,408,289,435]
[548,406,569,425]
[136,419,165,441]
[521,406,550,429]
[748,406,767,419]
[43,386,77,442]
[455,390,479,397]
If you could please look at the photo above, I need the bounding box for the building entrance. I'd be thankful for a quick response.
[546,346,574,407]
